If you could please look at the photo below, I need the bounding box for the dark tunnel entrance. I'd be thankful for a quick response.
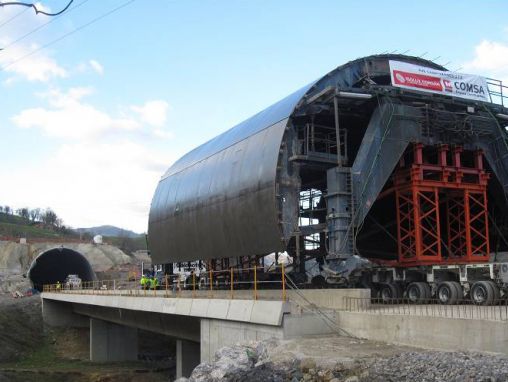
[28,247,96,291]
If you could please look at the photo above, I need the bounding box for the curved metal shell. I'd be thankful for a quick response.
[148,54,446,264]
[148,85,313,263]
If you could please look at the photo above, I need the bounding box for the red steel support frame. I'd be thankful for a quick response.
[391,144,490,266]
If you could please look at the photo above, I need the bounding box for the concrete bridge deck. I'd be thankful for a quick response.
[41,288,508,380]
[41,289,365,379]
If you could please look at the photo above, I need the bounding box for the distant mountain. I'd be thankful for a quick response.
[75,225,143,238]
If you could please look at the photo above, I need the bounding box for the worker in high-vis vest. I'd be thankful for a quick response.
[150,275,159,290]
[140,275,148,289]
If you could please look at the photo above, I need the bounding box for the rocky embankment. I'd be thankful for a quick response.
[0,296,43,362]
[177,337,508,382]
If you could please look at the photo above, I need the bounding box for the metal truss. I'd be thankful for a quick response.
[391,143,490,266]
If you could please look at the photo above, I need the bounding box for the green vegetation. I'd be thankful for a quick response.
[0,338,170,382]
[2,338,136,371]
[105,234,147,252]
[0,206,148,253]
[0,211,77,240]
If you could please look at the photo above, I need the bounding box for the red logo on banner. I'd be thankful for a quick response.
[443,79,453,92]
[393,70,443,91]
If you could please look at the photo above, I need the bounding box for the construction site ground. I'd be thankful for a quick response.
[183,335,508,382]
[0,294,174,382]
[3,294,508,381]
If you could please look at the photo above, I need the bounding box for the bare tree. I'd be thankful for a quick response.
[29,208,41,222]
[42,208,58,227]
[4,206,11,214]
[16,208,30,220]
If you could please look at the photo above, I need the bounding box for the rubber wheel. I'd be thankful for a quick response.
[437,281,459,305]
[311,275,326,289]
[486,280,501,304]
[450,281,463,302]
[406,282,431,303]
[379,283,402,303]
[470,281,495,306]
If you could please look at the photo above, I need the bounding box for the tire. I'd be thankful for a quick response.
[470,281,495,305]
[437,281,459,305]
[311,275,326,289]
[450,281,463,302]
[379,283,402,303]
[486,280,501,304]
[406,282,431,303]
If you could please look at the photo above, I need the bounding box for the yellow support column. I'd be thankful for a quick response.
[230,268,234,299]
[209,268,213,298]
[281,263,286,301]
[254,266,258,300]
[192,272,196,298]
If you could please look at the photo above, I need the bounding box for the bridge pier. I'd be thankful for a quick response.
[90,318,138,362]
[176,339,200,378]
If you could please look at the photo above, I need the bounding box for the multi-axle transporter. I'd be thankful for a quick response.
[148,54,508,305]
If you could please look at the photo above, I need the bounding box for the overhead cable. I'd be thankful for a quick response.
[0,0,91,52]
[0,0,136,73]
[0,0,74,17]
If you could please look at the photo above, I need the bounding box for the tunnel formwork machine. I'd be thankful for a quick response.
[148,54,508,291]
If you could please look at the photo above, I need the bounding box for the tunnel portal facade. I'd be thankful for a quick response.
[28,247,96,291]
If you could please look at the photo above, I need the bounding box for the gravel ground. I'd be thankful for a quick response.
[179,337,508,382]
[366,351,508,382]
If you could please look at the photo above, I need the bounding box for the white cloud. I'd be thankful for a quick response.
[11,87,141,140]
[0,40,66,82]
[0,141,178,233]
[0,4,67,83]
[11,88,173,141]
[6,85,176,231]
[89,59,104,75]
[131,100,169,127]
[463,40,508,83]
[153,128,174,139]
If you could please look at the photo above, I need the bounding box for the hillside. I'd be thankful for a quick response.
[0,212,76,240]
[75,225,142,238]
[0,213,146,252]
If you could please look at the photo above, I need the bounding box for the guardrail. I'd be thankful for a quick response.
[343,297,508,321]
[42,264,288,301]
[487,78,508,108]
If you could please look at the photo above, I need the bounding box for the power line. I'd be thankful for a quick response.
[0,0,74,17]
[0,0,91,51]
[0,5,29,29]
[0,0,137,73]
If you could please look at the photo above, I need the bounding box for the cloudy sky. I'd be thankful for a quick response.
[0,0,507,233]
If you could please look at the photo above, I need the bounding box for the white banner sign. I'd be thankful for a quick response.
[389,60,489,102]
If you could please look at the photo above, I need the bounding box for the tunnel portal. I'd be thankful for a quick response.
[28,247,96,291]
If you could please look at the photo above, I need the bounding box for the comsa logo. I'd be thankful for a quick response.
[443,80,453,92]
[454,81,485,95]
